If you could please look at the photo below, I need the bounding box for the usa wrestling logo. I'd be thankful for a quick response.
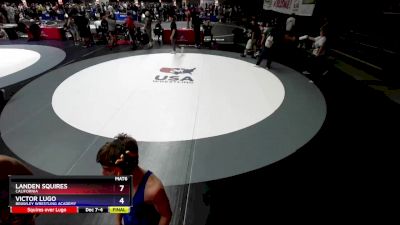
[154,67,196,84]
[160,67,196,75]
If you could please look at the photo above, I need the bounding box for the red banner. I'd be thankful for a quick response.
[273,0,292,9]
[264,0,316,16]
[10,206,78,214]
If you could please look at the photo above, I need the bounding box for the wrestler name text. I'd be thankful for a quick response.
[15,196,57,202]
[15,184,68,189]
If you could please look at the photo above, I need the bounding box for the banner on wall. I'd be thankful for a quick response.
[201,0,216,6]
[263,0,316,16]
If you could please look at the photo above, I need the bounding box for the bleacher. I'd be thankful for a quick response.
[331,28,400,85]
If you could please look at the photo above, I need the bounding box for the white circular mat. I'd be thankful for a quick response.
[0,48,41,78]
[52,53,285,142]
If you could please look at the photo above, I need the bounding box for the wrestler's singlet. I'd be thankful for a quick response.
[123,171,160,225]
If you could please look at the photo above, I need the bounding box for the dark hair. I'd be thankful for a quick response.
[114,133,138,153]
[96,133,138,169]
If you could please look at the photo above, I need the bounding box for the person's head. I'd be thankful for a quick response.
[97,133,139,176]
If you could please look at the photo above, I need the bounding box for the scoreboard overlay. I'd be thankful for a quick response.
[9,176,132,214]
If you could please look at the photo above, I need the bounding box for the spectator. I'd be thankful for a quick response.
[99,13,109,44]
[106,12,117,48]
[240,19,261,58]
[75,12,91,47]
[125,12,137,49]
[66,15,79,45]
[202,19,213,48]
[286,13,295,32]
[144,10,153,48]
[191,8,201,48]
[302,28,328,78]
[154,19,163,44]
[170,15,177,54]
[256,28,276,69]
[0,6,9,23]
